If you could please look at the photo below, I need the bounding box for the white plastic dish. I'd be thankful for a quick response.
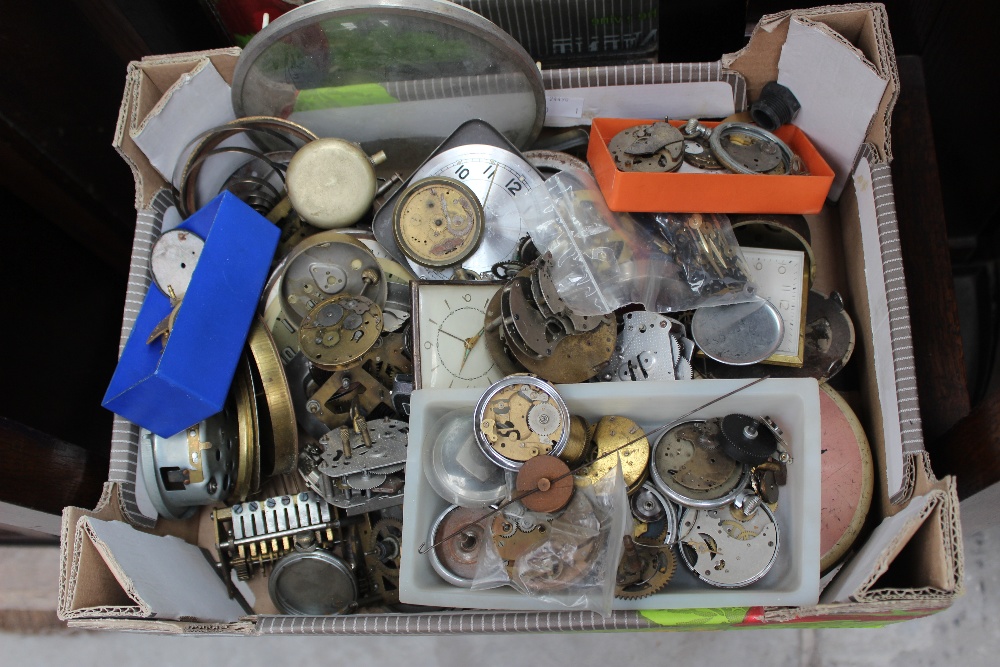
[399,378,820,610]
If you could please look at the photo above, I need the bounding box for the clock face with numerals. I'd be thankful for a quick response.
[406,144,545,279]
[412,281,505,389]
[743,247,808,366]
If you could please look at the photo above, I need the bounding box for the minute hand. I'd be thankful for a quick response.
[458,327,486,374]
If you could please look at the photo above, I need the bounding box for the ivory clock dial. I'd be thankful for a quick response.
[743,247,808,366]
[413,281,505,389]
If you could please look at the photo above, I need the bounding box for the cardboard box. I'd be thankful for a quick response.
[59,4,963,634]
[587,118,835,213]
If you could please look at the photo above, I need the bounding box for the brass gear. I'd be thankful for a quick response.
[632,519,669,545]
[368,517,403,579]
[615,546,677,600]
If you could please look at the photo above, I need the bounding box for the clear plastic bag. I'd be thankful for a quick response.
[522,165,757,314]
[471,461,628,616]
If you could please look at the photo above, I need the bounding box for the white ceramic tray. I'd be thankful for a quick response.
[400,378,820,610]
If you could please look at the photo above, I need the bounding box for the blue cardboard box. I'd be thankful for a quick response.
[102,192,280,437]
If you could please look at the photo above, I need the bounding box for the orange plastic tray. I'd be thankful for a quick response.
[588,118,835,214]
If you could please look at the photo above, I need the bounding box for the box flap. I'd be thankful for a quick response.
[723,3,898,163]
[113,49,241,210]
[776,16,887,200]
[58,482,206,621]
[75,517,245,623]
[820,459,962,604]
[131,59,237,182]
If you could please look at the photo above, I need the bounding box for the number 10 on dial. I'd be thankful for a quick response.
[411,281,505,389]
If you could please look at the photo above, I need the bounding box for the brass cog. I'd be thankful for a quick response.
[368,517,403,579]
[615,546,677,600]
[632,519,669,545]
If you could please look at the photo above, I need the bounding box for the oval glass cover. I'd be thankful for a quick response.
[232,0,545,175]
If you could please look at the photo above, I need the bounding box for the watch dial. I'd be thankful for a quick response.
[418,284,505,388]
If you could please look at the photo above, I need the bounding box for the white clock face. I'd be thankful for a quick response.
[415,282,505,389]
[406,144,545,280]
[743,247,807,365]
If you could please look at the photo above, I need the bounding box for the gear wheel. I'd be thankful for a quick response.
[527,402,561,436]
[492,515,519,539]
[368,462,405,476]
[633,519,669,545]
[719,414,777,465]
[346,471,387,490]
[615,546,677,600]
[369,518,403,579]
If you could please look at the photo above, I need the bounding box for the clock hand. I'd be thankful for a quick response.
[439,328,467,344]
[458,327,486,374]
[481,165,498,207]
[458,346,472,374]
[466,327,485,350]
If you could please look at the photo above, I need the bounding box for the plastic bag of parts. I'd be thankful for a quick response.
[471,461,629,616]
[522,165,757,314]
[638,211,758,310]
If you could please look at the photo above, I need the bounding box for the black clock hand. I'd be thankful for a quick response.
[439,328,466,344]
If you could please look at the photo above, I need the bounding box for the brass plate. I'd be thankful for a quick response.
[247,318,298,477]
[393,176,484,268]
[580,416,650,493]
[298,295,384,370]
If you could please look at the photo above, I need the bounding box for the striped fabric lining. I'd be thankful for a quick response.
[256,610,659,635]
[541,62,747,111]
[108,189,175,529]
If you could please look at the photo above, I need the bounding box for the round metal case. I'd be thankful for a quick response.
[139,408,239,521]
[698,289,857,382]
[709,122,798,175]
[405,144,547,278]
[691,297,784,366]
[429,504,491,587]
[268,550,358,615]
[393,176,485,268]
[631,482,679,546]
[232,0,545,174]
[649,420,750,509]
[278,231,387,325]
[285,138,378,229]
[678,502,780,588]
[474,375,570,471]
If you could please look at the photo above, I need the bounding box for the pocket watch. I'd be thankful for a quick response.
[411,280,505,389]
[373,120,545,280]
